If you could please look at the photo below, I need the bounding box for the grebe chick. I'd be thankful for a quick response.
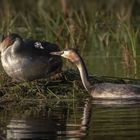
[0,33,62,81]
[50,48,140,99]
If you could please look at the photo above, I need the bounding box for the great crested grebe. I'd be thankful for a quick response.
[0,33,62,81]
[50,48,140,99]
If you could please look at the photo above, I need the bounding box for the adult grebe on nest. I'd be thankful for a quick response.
[50,48,140,99]
[0,33,62,81]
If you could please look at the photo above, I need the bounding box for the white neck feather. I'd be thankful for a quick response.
[75,58,92,92]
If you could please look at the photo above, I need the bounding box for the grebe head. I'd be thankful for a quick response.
[50,48,80,63]
[0,33,22,52]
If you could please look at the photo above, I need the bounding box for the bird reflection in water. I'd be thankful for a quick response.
[6,100,92,140]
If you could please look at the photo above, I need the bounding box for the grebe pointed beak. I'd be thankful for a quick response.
[50,51,64,56]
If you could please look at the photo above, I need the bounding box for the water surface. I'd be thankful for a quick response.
[0,99,140,140]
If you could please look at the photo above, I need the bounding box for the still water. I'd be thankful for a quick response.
[0,99,140,140]
[84,46,140,79]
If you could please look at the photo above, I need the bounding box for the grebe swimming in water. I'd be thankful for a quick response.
[0,34,62,81]
[50,48,140,99]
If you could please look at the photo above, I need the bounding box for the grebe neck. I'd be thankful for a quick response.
[74,54,92,92]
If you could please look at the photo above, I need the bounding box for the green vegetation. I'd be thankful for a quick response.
[0,0,139,49]
[0,0,140,103]
[0,0,140,76]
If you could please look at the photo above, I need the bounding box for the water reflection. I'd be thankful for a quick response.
[7,108,67,139]
[0,99,140,140]
[0,100,90,140]
[86,99,140,140]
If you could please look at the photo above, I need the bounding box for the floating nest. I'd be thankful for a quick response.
[0,69,140,108]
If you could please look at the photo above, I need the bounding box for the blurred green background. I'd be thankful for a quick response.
[0,0,140,78]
